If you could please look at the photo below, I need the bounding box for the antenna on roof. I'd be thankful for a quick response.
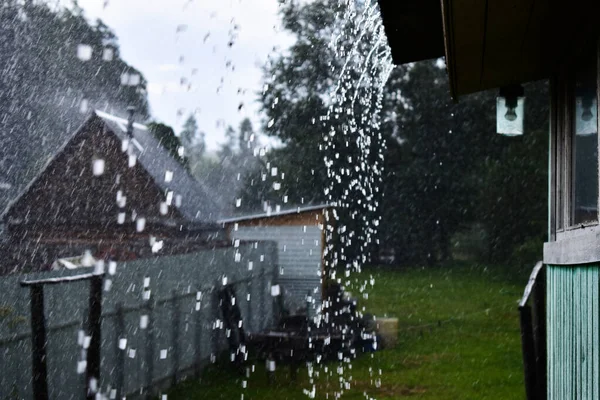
[126,106,136,138]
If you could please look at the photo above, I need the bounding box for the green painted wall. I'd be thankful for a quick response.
[547,265,600,399]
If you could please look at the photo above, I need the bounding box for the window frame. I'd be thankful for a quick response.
[553,41,600,242]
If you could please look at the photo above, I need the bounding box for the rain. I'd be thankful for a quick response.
[0,0,559,399]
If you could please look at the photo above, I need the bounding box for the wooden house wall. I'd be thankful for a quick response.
[1,119,190,272]
[226,210,326,312]
[6,119,181,235]
[547,265,600,399]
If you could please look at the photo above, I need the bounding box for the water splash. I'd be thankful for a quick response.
[323,0,393,275]
[317,0,394,398]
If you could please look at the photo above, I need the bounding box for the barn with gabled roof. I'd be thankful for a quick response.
[1,110,224,273]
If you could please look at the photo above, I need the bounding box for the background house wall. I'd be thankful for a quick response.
[6,119,180,229]
[224,208,326,314]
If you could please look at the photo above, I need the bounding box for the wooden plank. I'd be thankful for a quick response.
[448,0,488,94]
[29,285,49,400]
[481,0,536,89]
[547,267,553,400]
[553,267,557,400]
[593,267,598,399]
[551,266,557,400]
[565,269,577,399]
[588,268,593,398]
[575,269,580,400]
[574,268,587,399]
[520,0,555,79]
[21,273,101,287]
[546,265,557,400]
[86,275,103,400]
[562,268,566,399]
[558,266,563,400]
[231,210,324,228]
[568,268,572,399]
[583,269,588,399]
[556,267,559,400]
[592,267,600,398]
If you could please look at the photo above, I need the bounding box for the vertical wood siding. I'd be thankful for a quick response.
[547,265,600,399]
[230,226,323,312]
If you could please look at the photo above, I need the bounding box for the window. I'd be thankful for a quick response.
[571,51,598,225]
[554,42,600,233]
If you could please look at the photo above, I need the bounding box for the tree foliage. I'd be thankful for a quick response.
[0,0,148,203]
[147,122,188,169]
[180,114,204,156]
[249,0,549,266]
[192,118,259,214]
[240,0,352,213]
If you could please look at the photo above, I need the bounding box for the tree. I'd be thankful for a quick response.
[219,125,238,162]
[147,122,188,169]
[477,80,549,264]
[379,61,500,264]
[250,0,549,267]
[248,0,396,270]
[0,1,149,203]
[238,118,255,158]
[247,0,364,214]
[180,114,204,156]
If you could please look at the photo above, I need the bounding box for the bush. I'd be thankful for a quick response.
[451,223,489,261]
[511,236,544,269]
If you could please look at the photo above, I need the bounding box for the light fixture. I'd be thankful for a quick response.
[575,87,597,135]
[497,85,525,136]
[581,99,594,121]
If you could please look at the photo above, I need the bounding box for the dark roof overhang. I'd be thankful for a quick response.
[378,0,600,98]
[377,0,444,65]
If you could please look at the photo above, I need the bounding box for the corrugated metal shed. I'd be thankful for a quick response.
[221,205,329,313]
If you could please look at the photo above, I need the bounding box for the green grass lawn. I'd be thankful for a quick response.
[166,263,528,399]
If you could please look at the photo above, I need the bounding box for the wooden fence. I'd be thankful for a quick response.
[0,241,278,399]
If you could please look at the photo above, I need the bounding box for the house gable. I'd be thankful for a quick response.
[5,116,182,234]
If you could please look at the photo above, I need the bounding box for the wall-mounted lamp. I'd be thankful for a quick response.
[575,87,597,135]
[497,85,525,136]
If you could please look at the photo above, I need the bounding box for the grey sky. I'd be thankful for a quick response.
[74,0,293,151]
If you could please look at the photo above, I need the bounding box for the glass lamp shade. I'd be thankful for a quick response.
[496,97,525,136]
[575,96,598,135]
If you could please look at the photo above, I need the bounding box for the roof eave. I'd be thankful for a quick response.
[377,0,445,66]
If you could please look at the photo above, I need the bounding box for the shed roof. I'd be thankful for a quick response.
[219,204,329,224]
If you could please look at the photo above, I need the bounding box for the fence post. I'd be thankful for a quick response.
[246,281,252,332]
[171,290,180,386]
[195,293,203,378]
[145,297,155,400]
[306,290,312,321]
[114,303,125,399]
[519,305,538,400]
[86,274,103,400]
[532,270,547,398]
[29,285,49,400]
[211,289,220,361]
[260,271,266,330]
